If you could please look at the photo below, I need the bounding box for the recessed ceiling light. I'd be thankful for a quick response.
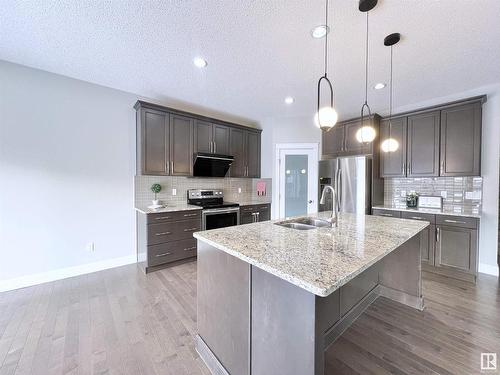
[193,57,207,68]
[374,83,386,90]
[284,97,294,104]
[311,25,330,39]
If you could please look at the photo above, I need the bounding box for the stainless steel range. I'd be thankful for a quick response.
[187,189,240,230]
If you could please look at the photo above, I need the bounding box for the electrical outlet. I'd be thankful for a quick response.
[86,242,95,252]
[238,187,242,194]
[172,188,177,196]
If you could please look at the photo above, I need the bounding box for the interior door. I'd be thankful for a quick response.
[278,147,318,218]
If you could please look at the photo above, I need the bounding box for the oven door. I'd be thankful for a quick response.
[202,207,240,230]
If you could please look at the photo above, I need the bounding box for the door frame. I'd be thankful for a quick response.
[274,143,319,219]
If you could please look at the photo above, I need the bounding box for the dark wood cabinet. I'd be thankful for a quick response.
[435,224,478,275]
[344,120,371,155]
[138,108,169,175]
[194,120,230,155]
[372,209,401,218]
[401,211,436,266]
[440,102,482,176]
[240,204,271,224]
[169,114,193,176]
[322,126,344,157]
[135,101,262,178]
[380,117,407,178]
[230,129,261,178]
[407,111,440,177]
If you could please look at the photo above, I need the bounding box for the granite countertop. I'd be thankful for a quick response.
[135,204,202,214]
[372,205,481,219]
[194,212,428,297]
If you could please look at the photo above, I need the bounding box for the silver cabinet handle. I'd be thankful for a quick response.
[444,219,466,224]
[410,216,423,220]
[171,161,174,174]
[183,213,198,217]
[256,212,260,222]
[155,252,172,257]
[441,159,445,174]
[436,227,441,242]
[402,162,406,175]
[183,246,196,251]
[183,227,198,232]
[214,141,216,153]
[155,216,171,220]
[379,213,393,217]
[166,162,169,174]
[155,231,171,236]
[210,141,213,153]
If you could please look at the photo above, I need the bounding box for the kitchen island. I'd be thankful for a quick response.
[194,212,428,375]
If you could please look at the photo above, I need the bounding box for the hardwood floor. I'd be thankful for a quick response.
[0,263,498,374]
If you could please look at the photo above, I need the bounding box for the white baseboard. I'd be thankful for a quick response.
[0,254,137,292]
[479,263,499,277]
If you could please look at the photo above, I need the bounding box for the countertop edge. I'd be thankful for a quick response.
[194,221,429,298]
[135,205,203,214]
[372,205,481,219]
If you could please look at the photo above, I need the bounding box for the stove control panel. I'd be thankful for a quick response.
[188,189,224,199]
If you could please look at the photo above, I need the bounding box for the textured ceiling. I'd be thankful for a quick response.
[1,0,500,124]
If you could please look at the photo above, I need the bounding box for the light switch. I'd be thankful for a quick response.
[238,188,242,193]
[172,188,177,196]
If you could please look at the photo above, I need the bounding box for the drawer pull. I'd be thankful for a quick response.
[155,216,171,220]
[155,252,172,257]
[155,231,171,236]
[444,219,466,224]
[183,227,198,232]
[183,246,196,251]
[379,213,393,217]
[183,213,198,217]
[410,216,423,220]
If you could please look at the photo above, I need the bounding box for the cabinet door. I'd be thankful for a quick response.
[407,111,440,177]
[344,120,371,155]
[229,128,246,177]
[246,131,261,178]
[322,125,344,157]
[436,225,477,273]
[420,224,436,266]
[169,114,193,176]
[440,102,482,176]
[213,124,230,155]
[380,117,407,177]
[240,212,255,224]
[140,108,169,175]
[194,120,213,153]
[256,205,270,221]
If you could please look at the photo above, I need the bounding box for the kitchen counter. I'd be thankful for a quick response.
[372,205,481,219]
[195,212,427,374]
[194,212,427,297]
[235,199,271,206]
[135,203,202,214]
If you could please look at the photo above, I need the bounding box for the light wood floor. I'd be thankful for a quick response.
[0,262,498,375]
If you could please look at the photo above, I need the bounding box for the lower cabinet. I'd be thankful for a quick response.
[240,204,271,224]
[372,209,479,282]
[137,210,202,272]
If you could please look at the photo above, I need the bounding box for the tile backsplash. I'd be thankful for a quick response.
[135,175,272,208]
[384,177,482,214]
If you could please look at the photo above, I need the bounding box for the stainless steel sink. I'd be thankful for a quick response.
[275,217,333,230]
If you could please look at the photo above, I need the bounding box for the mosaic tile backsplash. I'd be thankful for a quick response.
[135,175,272,208]
[384,177,482,214]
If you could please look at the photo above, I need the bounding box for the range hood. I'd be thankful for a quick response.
[193,152,234,177]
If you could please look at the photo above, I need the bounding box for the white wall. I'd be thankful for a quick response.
[0,61,139,290]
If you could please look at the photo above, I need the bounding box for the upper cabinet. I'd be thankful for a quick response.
[322,115,380,158]
[379,97,484,178]
[380,117,407,178]
[229,128,261,178]
[135,101,261,177]
[194,120,230,155]
[440,102,482,176]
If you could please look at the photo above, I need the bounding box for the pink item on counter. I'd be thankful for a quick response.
[256,181,266,196]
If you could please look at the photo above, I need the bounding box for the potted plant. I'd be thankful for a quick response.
[406,191,419,208]
[151,183,162,206]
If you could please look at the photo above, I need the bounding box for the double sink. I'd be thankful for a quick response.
[275,217,333,230]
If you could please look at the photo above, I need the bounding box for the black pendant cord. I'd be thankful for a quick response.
[388,44,393,140]
[359,11,372,142]
[324,0,328,77]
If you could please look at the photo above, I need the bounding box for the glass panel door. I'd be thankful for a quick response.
[284,155,309,217]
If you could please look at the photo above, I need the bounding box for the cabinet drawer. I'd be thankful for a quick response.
[401,211,435,224]
[147,219,201,245]
[148,239,197,267]
[147,210,201,224]
[241,204,270,213]
[372,209,401,218]
[436,215,478,229]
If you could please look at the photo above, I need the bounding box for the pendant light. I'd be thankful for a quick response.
[381,33,401,153]
[314,0,338,131]
[356,0,377,144]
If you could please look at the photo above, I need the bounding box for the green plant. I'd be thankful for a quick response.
[151,183,162,200]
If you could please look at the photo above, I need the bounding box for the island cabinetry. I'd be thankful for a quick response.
[240,204,271,224]
[137,210,201,273]
[401,211,436,266]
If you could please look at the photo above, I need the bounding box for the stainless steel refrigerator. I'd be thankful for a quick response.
[318,156,372,215]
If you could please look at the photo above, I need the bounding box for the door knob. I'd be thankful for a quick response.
[308,200,313,204]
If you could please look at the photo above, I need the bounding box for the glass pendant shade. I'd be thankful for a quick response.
[356,126,376,143]
[381,138,399,152]
[314,106,338,130]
